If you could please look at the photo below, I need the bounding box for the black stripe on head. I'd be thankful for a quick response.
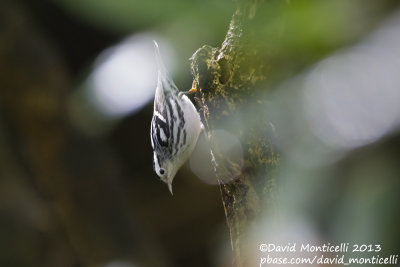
[175,98,185,125]
[166,98,175,154]
[182,128,187,148]
[173,98,185,155]
[175,123,181,154]
[157,154,161,168]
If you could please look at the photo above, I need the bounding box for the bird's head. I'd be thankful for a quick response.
[153,152,180,195]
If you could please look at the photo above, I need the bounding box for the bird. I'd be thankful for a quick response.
[150,41,202,194]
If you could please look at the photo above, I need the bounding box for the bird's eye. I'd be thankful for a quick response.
[159,168,165,175]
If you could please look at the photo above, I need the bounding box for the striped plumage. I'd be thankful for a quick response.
[150,41,202,194]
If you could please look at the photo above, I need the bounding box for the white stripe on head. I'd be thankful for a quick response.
[150,119,154,148]
[153,152,160,171]
[159,128,167,143]
[154,110,166,123]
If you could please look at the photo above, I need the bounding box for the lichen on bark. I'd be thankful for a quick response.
[190,1,279,266]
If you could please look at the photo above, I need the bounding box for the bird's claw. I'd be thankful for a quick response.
[188,80,197,94]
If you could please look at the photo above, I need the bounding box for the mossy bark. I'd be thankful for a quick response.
[190,1,279,266]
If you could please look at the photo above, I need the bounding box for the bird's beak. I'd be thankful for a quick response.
[168,181,173,195]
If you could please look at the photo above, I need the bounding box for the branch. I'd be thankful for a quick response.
[190,1,279,266]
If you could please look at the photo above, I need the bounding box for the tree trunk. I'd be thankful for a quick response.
[190,1,279,266]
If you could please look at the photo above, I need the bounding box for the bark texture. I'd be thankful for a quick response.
[190,1,279,266]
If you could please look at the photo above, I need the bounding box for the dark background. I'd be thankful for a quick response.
[1,0,400,266]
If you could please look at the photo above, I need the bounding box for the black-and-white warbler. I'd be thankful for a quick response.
[150,41,202,194]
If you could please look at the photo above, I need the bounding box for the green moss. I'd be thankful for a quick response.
[189,1,279,266]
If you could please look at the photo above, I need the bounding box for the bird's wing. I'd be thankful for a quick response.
[153,41,179,114]
[152,41,178,149]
